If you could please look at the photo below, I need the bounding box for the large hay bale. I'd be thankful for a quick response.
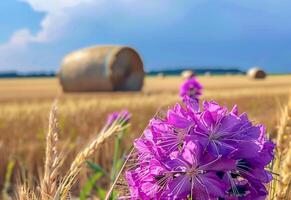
[157,72,165,78]
[204,71,211,77]
[59,45,144,92]
[247,67,266,79]
[181,70,195,79]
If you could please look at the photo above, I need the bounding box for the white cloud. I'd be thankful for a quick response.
[0,0,99,69]
[0,29,32,50]
[0,29,33,66]
[0,0,193,60]
[1,0,92,49]
[20,0,93,12]
[20,0,98,43]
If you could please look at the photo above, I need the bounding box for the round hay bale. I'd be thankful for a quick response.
[157,73,165,78]
[247,67,266,79]
[181,70,195,79]
[204,71,211,77]
[59,45,144,92]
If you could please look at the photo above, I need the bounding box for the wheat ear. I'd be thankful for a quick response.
[275,96,291,199]
[276,140,291,199]
[276,97,291,159]
[41,101,62,200]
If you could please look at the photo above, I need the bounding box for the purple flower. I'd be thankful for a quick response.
[125,158,167,199]
[106,110,130,126]
[223,132,275,199]
[180,77,203,100]
[125,100,274,200]
[127,141,236,199]
[165,141,236,199]
[191,101,263,158]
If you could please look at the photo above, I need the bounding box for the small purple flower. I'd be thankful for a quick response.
[125,100,274,200]
[180,77,203,100]
[106,110,130,126]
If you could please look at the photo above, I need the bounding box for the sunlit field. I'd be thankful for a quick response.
[1,75,291,101]
[0,75,291,198]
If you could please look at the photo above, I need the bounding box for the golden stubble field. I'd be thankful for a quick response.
[0,75,291,197]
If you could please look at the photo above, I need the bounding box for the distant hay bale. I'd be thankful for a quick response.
[247,67,266,79]
[204,71,211,77]
[157,73,165,78]
[59,45,144,92]
[181,70,195,79]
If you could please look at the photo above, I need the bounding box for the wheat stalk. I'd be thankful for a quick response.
[276,98,291,159]
[276,140,291,200]
[41,101,62,200]
[275,96,291,200]
[55,117,128,200]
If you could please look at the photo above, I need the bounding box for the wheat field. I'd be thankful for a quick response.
[0,75,291,198]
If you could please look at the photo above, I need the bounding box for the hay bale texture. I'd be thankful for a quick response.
[59,45,144,92]
[247,67,266,79]
[181,70,195,79]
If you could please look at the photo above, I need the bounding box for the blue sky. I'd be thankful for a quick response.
[1,0,291,73]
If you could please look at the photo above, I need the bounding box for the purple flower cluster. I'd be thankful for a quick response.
[125,97,274,199]
[180,78,203,100]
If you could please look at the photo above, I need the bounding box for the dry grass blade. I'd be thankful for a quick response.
[2,160,15,200]
[41,101,62,200]
[55,117,128,200]
[105,147,134,200]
